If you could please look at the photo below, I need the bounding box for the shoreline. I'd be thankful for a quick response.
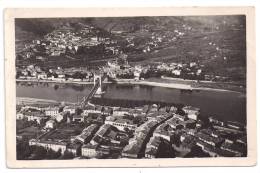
[16,97,75,105]
[16,79,243,94]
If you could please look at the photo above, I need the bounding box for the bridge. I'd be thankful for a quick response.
[79,73,106,108]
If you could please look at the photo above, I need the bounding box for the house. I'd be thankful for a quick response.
[45,120,56,129]
[45,107,60,118]
[83,105,101,115]
[182,106,200,114]
[146,136,162,150]
[105,118,137,131]
[208,116,224,126]
[182,106,200,120]
[153,124,171,142]
[90,124,111,145]
[37,73,47,80]
[122,141,143,158]
[81,143,98,158]
[16,113,25,120]
[197,131,224,147]
[145,147,158,158]
[75,124,99,144]
[67,142,82,156]
[173,113,187,121]
[55,112,65,122]
[24,111,48,124]
[63,106,76,114]
[112,108,130,117]
[29,139,67,154]
[72,115,84,122]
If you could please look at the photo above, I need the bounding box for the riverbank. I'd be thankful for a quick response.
[16,97,75,106]
[16,78,244,94]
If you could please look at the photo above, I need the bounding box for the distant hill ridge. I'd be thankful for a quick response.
[15,16,245,37]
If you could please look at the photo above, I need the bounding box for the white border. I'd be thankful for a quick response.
[3,6,257,169]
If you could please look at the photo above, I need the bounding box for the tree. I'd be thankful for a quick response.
[31,146,47,160]
[75,108,83,115]
[46,148,61,160]
[16,71,22,79]
[16,140,32,160]
[60,150,74,160]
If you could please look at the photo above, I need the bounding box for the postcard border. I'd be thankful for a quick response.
[4,7,256,168]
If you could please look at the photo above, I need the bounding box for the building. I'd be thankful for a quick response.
[196,131,224,147]
[153,123,171,142]
[72,115,84,122]
[67,143,82,156]
[208,116,224,126]
[105,118,137,131]
[166,115,196,130]
[83,105,102,115]
[145,147,158,158]
[75,124,100,144]
[16,113,25,120]
[81,143,98,158]
[182,106,200,120]
[45,120,57,129]
[63,106,76,114]
[146,136,162,150]
[90,124,111,145]
[45,107,60,118]
[172,113,187,121]
[45,120,56,129]
[29,139,67,154]
[24,111,48,124]
[112,107,130,117]
[55,112,65,122]
[122,141,143,158]
[37,73,47,80]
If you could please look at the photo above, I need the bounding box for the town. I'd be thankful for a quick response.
[16,96,247,159]
[15,16,247,160]
[15,18,246,93]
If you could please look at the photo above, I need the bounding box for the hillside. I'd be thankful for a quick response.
[15,16,246,81]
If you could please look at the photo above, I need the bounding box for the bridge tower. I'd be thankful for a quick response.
[94,74,104,95]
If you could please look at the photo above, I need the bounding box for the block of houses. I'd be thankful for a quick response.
[105,118,137,131]
[81,143,98,158]
[24,111,48,124]
[29,139,68,154]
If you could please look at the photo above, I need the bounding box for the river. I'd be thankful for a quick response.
[16,81,246,124]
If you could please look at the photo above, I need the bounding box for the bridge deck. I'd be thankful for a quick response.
[80,75,106,108]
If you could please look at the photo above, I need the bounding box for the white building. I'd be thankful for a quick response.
[37,73,47,80]
[73,115,84,122]
[63,106,76,114]
[182,106,200,120]
[81,144,98,158]
[16,113,25,120]
[105,119,137,131]
[29,139,67,154]
[45,120,56,129]
[24,112,48,124]
[45,107,60,118]
[55,113,65,122]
